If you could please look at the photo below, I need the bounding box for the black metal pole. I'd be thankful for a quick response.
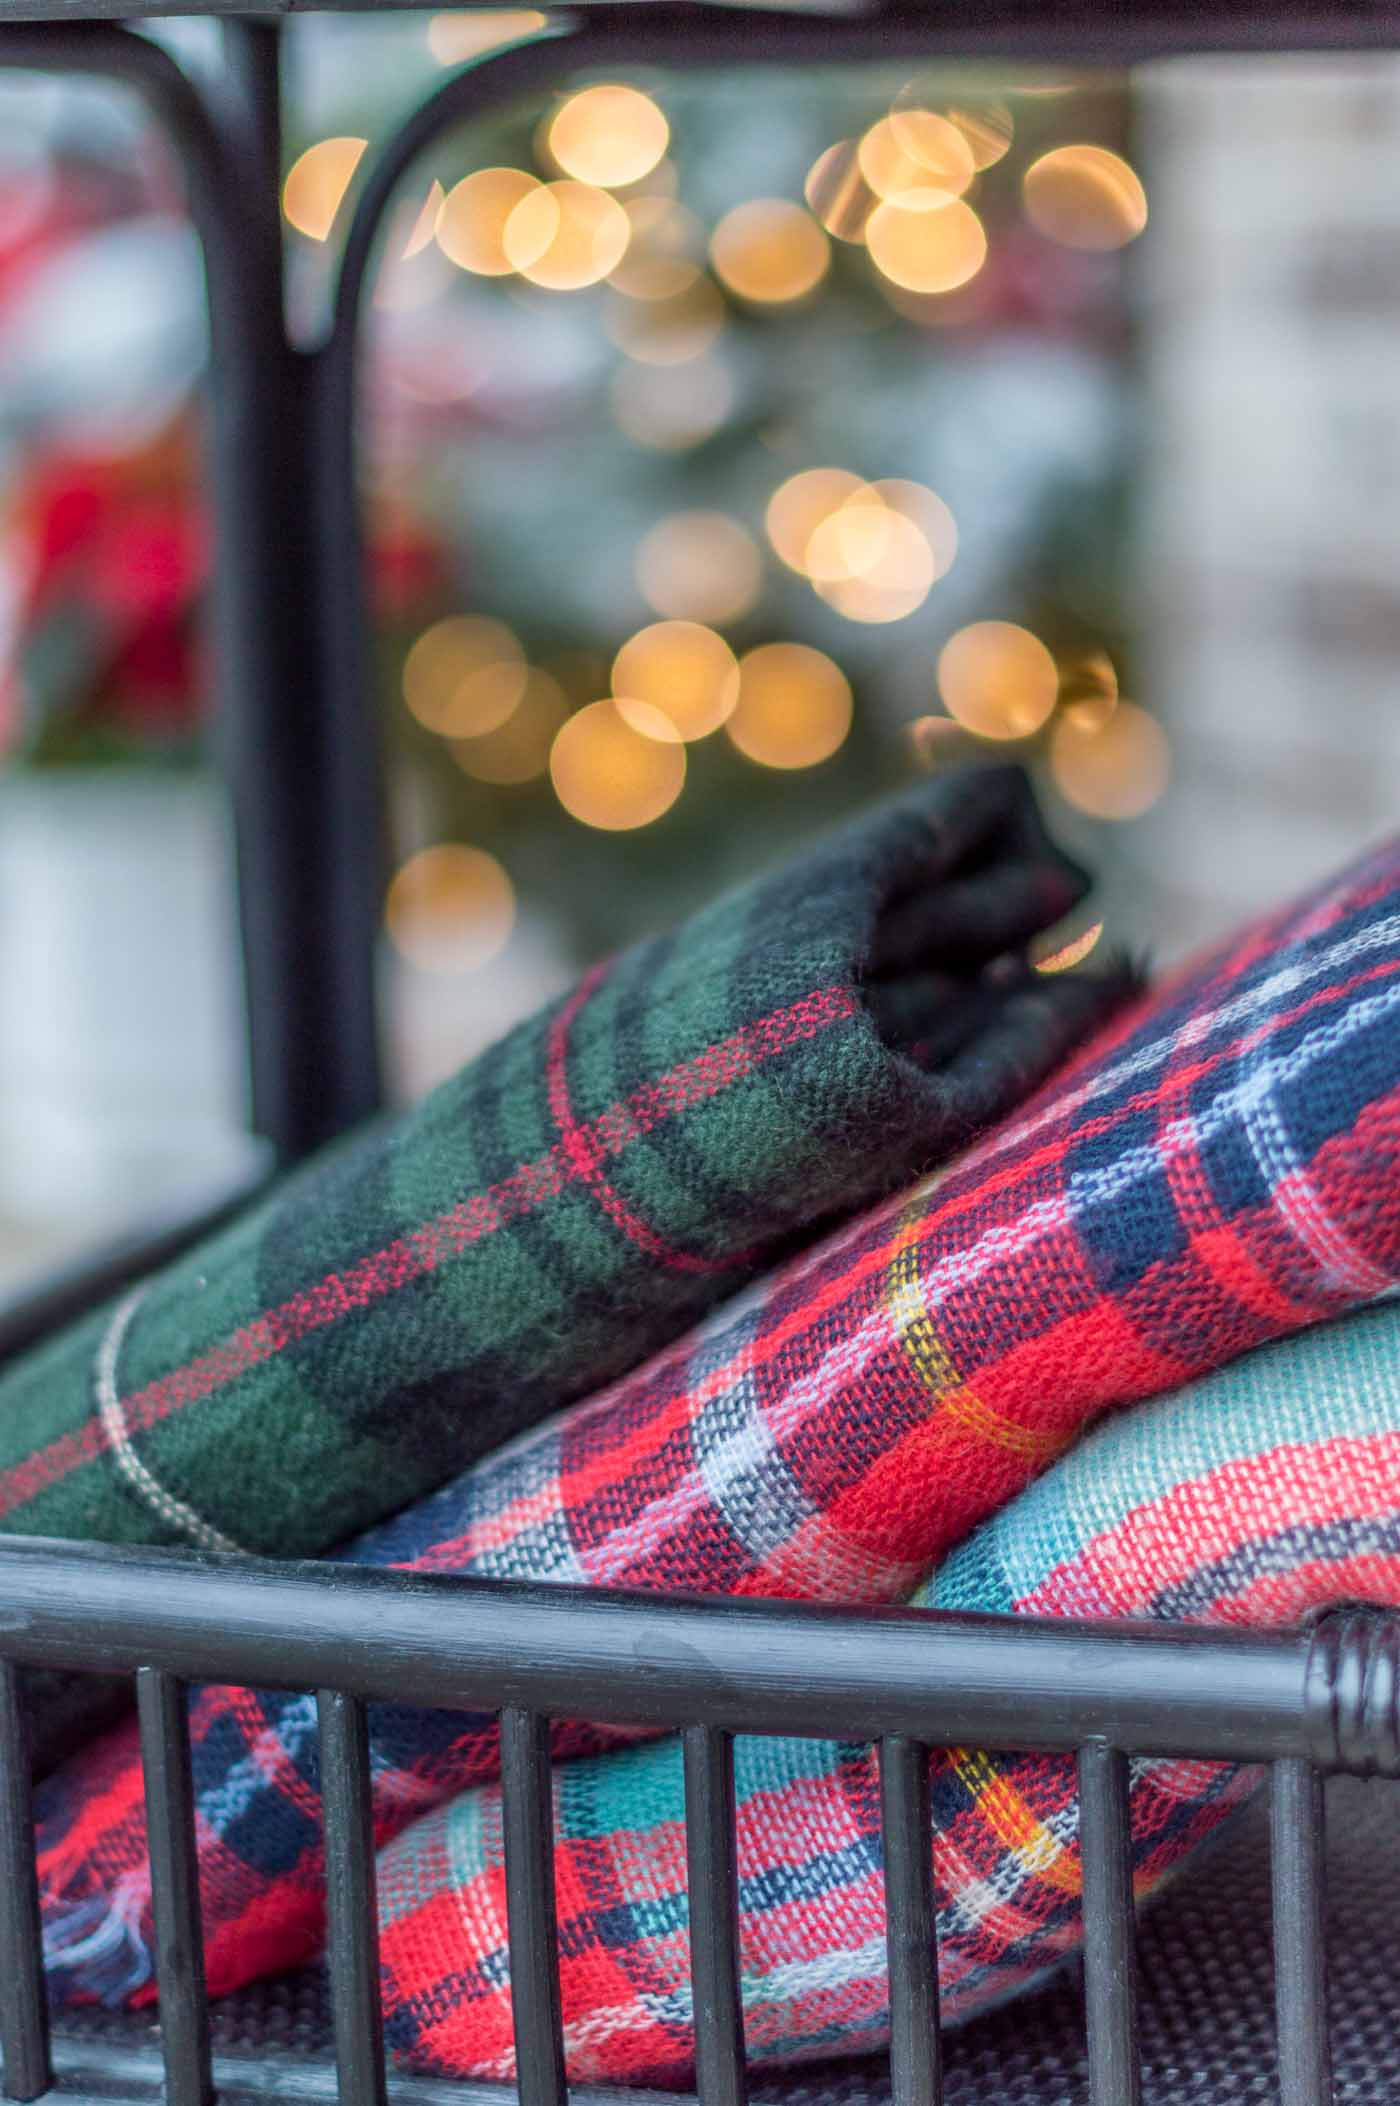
[208,20,384,1161]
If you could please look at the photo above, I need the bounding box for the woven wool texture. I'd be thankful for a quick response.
[375,1296,1400,2087]
[0,766,1103,1567]
[35,829,1400,2013]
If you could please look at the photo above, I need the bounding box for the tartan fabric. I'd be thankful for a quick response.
[0,764,1102,1570]
[375,1296,1400,2087]
[36,828,1400,2015]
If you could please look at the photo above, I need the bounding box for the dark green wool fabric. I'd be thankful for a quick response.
[0,766,1127,1573]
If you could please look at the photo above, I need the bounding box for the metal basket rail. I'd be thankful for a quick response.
[2,1537,1399,2106]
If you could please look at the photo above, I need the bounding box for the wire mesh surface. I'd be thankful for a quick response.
[35,1777,1397,2105]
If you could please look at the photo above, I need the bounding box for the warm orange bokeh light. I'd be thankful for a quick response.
[612,621,740,742]
[710,199,830,304]
[504,180,631,289]
[1050,702,1170,818]
[865,195,987,294]
[451,669,568,784]
[938,622,1059,740]
[765,468,867,573]
[427,11,547,64]
[403,617,527,738]
[550,699,686,828]
[436,167,540,275]
[548,85,670,190]
[283,137,368,242]
[1023,146,1148,251]
[726,643,853,769]
[386,845,516,975]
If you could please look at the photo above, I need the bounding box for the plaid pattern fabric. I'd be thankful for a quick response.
[37,830,1400,2013]
[0,765,1101,1570]
[377,1296,1400,2087]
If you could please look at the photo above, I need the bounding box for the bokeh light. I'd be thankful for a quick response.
[427,11,547,64]
[765,467,866,573]
[726,643,853,769]
[865,195,987,294]
[1050,701,1170,818]
[436,167,539,275]
[386,845,516,975]
[710,199,830,304]
[858,113,975,202]
[807,503,936,623]
[451,669,568,784]
[938,621,1059,739]
[889,82,1013,172]
[1034,920,1104,973]
[403,616,527,737]
[635,512,763,624]
[282,137,367,242]
[1023,145,1148,251]
[401,180,446,259]
[612,621,740,741]
[944,100,1015,170]
[1057,649,1119,732]
[548,85,670,190]
[610,356,734,450]
[504,179,631,289]
[610,198,704,299]
[605,275,724,364]
[804,140,877,243]
[550,699,686,828]
[765,473,954,623]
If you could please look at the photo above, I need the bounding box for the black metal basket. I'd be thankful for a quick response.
[1,8,1397,2106]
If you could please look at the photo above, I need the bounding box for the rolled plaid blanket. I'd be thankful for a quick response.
[0,765,1105,1567]
[377,1295,1400,2086]
[36,830,1400,2011]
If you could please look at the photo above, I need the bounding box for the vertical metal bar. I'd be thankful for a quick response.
[0,1661,50,2103]
[204,20,383,1162]
[879,1736,941,2106]
[1272,1759,1330,2106]
[317,1690,386,2106]
[682,1725,747,2106]
[136,1667,212,2106]
[499,1708,566,2106]
[1078,1742,1140,2106]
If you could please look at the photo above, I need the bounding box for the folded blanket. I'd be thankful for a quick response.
[37,830,1400,2011]
[376,1295,1400,2087]
[0,766,1104,1566]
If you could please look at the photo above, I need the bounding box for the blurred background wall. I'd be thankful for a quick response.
[1134,55,1400,955]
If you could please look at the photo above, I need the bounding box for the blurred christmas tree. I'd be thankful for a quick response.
[302,24,1154,971]
[0,24,1158,1031]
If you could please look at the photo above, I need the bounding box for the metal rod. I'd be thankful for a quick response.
[136,1667,213,2106]
[0,1659,50,2102]
[499,1708,566,2106]
[1272,1760,1330,2106]
[317,1690,387,2106]
[3,2,1387,63]
[0,1540,1373,1768]
[682,1726,747,2106]
[208,20,383,1160]
[879,1736,941,2106]
[1078,1742,1140,2106]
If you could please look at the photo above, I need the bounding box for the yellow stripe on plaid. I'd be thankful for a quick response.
[886,1201,1063,1464]
[948,1748,1081,1897]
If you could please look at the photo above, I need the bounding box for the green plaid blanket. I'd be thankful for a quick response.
[0,767,1122,1579]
